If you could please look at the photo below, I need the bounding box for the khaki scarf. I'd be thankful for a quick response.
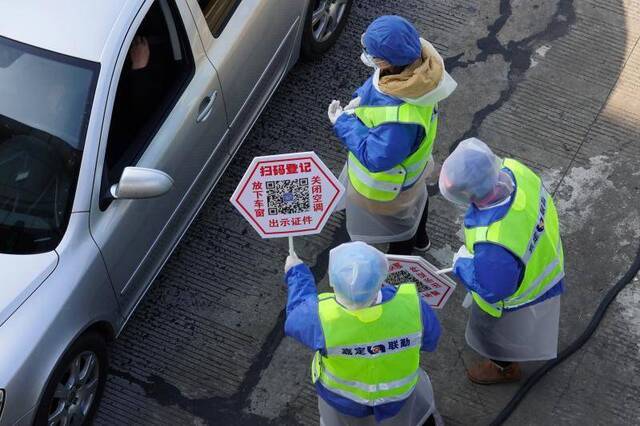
[378,40,444,99]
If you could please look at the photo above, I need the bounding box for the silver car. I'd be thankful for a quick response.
[0,0,351,424]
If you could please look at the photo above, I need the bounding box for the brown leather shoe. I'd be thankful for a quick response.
[467,359,522,384]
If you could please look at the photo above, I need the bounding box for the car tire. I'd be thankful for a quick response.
[34,332,108,426]
[301,0,353,60]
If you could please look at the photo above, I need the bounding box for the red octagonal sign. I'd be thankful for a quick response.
[230,152,345,238]
[385,255,457,309]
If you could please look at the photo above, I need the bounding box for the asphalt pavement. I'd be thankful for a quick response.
[95,0,640,424]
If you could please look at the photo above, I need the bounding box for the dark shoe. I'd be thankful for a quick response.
[467,359,522,384]
[422,414,437,426]
[414,234,431,252]
[388,239,415,255]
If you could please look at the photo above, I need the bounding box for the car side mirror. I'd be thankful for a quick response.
[110,167,174,200]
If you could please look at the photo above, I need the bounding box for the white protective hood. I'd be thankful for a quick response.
[372,38,458,106]
[401,70,457,106]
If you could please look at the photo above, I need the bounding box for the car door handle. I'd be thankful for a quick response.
[196,90,218,123]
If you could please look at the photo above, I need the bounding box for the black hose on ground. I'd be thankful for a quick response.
[490,244,640,425]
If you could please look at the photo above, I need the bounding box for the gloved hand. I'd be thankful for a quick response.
[452,245,477,295]
[327,100,344,124]
[462,292,473,309]
[452,245,474,266]
[343,96,361,114]
[285,254,303,273]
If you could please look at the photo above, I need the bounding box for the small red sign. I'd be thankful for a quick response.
[386,255,457,309]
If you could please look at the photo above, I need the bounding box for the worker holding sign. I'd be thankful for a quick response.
[284,242,442,425]
[439,138,565,384]
[328,15,456,254]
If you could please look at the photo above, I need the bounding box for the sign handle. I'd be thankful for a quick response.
[288,236,295,257]
[436,267,453,275]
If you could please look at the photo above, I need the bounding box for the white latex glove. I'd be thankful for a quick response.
[343,96,361,114]
[327,100,344,124]
[452,245,474,266]
[285,254,303,273]
[462,292,473,309]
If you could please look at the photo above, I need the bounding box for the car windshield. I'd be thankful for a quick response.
[0,36,98,254]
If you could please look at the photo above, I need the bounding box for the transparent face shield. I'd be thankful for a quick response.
[438,138,507,207]
[439,173,475,207]
[473,171,515,207]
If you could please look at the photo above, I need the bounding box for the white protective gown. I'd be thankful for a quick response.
[465,296,561,362]
[338,161,430,244]
[318,369,442,426]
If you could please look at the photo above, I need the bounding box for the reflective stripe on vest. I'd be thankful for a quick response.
[312,284,423,406]
[347,103,438,202]
[463,159,564,318]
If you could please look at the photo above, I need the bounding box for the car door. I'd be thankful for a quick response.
[90,0,229,314]
[187,0,304,152]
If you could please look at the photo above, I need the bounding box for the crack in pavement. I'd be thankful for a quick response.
[547,349,586,417]
[444,0,576,153]
[108,312,298,425]
[551,34,640,195]
[448,333,488,414]
[109,336,299,426]
[430,0,575,196]
[109,221,351,424]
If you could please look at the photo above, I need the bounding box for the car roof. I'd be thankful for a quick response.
[0,0,142,62]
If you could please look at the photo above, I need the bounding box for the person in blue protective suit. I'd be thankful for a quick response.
[438,138,565,384]
[284,242,443,425]
[328,15,456,255]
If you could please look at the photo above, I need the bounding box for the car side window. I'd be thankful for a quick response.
[196,0,242,37]
[102,0,194,209]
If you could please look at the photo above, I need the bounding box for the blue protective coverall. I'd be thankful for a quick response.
[332,16,457,245]
[453,170,564,310]
[334,77,424,174]
[284,263,441,422]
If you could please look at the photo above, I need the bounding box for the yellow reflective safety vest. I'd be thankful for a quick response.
[463,158,564,318]
[311,284,423,406]
[348,102,438,202]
